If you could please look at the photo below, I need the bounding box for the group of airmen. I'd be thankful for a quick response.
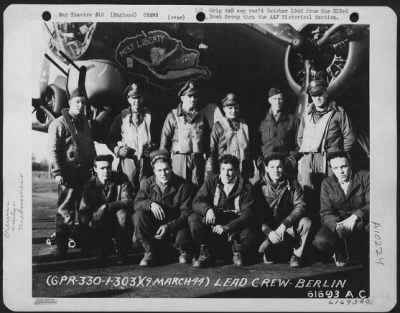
[47,79,369,269]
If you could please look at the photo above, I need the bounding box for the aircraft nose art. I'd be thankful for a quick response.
[115,29,211,88]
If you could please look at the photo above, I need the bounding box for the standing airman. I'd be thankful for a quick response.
[48,87,96,258]
[107,82,154,192]
[160,80,210,188]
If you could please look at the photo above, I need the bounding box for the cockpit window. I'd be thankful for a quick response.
[45,22,96,60]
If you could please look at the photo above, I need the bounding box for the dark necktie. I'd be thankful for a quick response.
[228,118,240,131]
[183,110,198,123]
[72,117,82,131]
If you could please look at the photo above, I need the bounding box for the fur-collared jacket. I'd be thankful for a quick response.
[254,174,306,234]
[134,174,192,232]
[80,173,134,214]
[192,174,256,233]
[48,109,96,176]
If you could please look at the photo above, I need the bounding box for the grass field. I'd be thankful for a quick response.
[32,171,58,256]
[33,170,57,193]
[32,171,57,221]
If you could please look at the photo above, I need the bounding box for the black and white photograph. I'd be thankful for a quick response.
[2,4,397,311]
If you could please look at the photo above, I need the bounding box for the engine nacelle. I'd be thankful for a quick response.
[67,59,127,110]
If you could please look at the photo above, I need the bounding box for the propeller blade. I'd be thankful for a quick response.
[296,60,311,118]
[316,25,369,47]
[251,24,305,47]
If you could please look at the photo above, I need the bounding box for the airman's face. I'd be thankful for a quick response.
[94,161,112,184]
[330,157,351,183]
[153,160,173,184]
[128,96,144,113]
[311,91,329,109]
[268,93,284,115]
[265,159,284,183]
[223,105,239,119]
[181,93,198,110]
[220,163,238,185]
[69,96,86,117]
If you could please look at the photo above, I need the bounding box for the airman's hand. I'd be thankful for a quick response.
[212,225,228,235]
[336,215,358,237]
[275,224,287,241]
[154,224,168,239]
[91,204,106,228]
[150,202,166,221]
[268,230,282,244]
[119,146,135,158]
[55,175,64,185]
[205,208,216,225]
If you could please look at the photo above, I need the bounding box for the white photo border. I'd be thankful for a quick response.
[2,4,397,312]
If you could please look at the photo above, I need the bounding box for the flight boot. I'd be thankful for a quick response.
[192,244,215,268]
[139,242,155,267]
[232,252,243,266]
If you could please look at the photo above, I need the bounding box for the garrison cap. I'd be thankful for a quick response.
[68,87,86,99]
[178,80,199,97]
[94,154,114,164]
[307,80,328,96]
[268,87,283,98]
[263,152,286,166]
[221,93,239,107]
[124,82,143,98]
[326,150,351,162]
[150,149,170,165]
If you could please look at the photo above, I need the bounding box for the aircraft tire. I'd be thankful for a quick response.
[45,84,68,117]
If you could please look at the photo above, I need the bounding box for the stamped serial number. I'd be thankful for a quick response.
[307,290,341,298]
[307,289,368,299]
[46,275,210,288]
[329,298,370,305]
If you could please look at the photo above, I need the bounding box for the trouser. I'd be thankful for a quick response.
[312,223,369,263]
[132,210,191,252]
[171,153,205,188]
[298,153,327,189]
[188,212,259,256]
[120,156,152,192]
[55,167,90,254]
[298,153,332,219]
[79,207,133,257]
[265,217,312,258]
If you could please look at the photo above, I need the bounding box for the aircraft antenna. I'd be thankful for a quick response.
[44,53,68,76]
[58,50,81,71]
[43,22,56,40]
